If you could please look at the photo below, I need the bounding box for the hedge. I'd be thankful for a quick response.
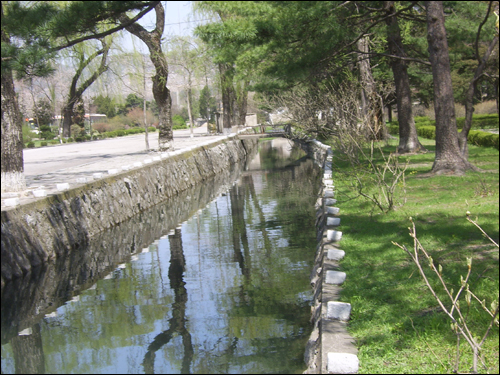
[414,126,499,149]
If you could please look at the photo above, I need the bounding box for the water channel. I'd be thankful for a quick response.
[1,138,322,374]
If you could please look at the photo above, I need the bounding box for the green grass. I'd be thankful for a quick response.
[329,138,499,374]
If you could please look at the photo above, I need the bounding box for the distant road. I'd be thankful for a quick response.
[23,127,211,176]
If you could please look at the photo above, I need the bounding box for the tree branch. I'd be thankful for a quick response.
[52,1,160,52]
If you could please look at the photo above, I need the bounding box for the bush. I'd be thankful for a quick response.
[26,142,35,148]
[467,130,499,149]
[75,136,85,142]
[456,114,499,130]
[39,125,55,140]
[172,114,186,128]
[22,125,37,143]
[71,124,83,138]
[40,141,48,147]
[416,126,436,140]
[125,128,143,135]
[67,137,74,143]
[147,126,156,132]
[115,129,125,137]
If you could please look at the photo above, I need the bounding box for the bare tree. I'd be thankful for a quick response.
[62,38,111,138]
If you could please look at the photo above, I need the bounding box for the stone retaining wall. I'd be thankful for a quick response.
[1,136,258,286]
[304,140,359,374]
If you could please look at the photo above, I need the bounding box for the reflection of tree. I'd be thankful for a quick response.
[11,323,45,374]
[230,180,251,279]
[142,228,193,374]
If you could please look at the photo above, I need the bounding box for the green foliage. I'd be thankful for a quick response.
[26,141,35,148]
[22,124,37,143]
[198,85,215,120]
[147,126,156,132]
[39,125,55,140]
[71,124,83,138]
[92,94,116,118]
[40,141,47,147]
[124,93,143,109]
[456,114,499,130]
[172,114,187,129]
[468,130,499,149]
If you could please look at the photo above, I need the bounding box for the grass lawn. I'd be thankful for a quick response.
[329,138,499,374]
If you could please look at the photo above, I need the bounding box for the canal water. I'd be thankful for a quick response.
[1,139,322,374]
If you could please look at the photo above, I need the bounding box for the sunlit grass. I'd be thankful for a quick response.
[330,138,499,374]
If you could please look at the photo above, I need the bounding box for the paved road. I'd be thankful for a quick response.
[2,125,252,208]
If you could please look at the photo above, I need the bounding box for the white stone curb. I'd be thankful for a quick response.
[326,270,346,285]
[327,353,359,374]
[327,229,342,242]
[327,248,345,261]
[57,183,69,191]
[3,198,20,207]
[327,217,341,226]
[327,301,352,321]
[32,190,47,197]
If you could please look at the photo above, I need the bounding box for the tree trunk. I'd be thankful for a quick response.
[425,1,476,174]
[1,29,26,192]
[119,3,173,151]
[236,80,249,127]
[385,1,425,154]
[458,34,498,158]
[219,63,234,134]
[357,37,386,140]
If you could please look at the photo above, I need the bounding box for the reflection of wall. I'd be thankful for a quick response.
[1,138,258,284]
[1,151,258,345]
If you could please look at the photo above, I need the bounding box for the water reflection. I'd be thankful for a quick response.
[1,139,321,374]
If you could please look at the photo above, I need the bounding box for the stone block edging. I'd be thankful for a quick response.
[303,139,358,374]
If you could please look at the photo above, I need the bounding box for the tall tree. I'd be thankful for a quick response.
[118,2,174,151]
[425,1,477,174]
[1,1,159,192]
[384,0,426,154]
[1,4,25,192]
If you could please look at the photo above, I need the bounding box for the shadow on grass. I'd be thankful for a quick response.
[337,210,499,370]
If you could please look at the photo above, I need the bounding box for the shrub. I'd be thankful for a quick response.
[22,125,37,143]
[71,124,83,138]
[467,130,499,149]
[39,125,55,140]
[67,137,74,143]
[26,142,35,148]
[75,136,85,142]
[115,129,125,137]
[173,114,186,128]
[417,126,436,140]
[456,114,499,130]
[147,126,156,132]
[40,141,48,147]
[125,128,142,135]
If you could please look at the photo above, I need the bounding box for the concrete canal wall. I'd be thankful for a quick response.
[1,136,258,286]
[303,140,359,374]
